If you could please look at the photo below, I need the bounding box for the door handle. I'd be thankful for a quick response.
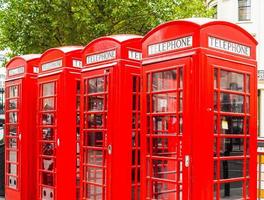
[107,144,112,155]
[185,155,190,168]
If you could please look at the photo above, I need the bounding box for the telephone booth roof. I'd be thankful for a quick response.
[6,54,41,80]
[142,18,257,61]
[82,34,142,68]
[39,46,83,74]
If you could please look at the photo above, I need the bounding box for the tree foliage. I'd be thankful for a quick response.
[0,0,214,55]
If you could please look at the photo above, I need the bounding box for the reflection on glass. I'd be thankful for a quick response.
[42,113,54,125]
[43,98,54,110]
[220,138,244,156]
[9,151,17,162]
[221,116,244,134]
[152,70,176,91]
[9,86,18,98]
[85,132,103,147]
[220,93,244,113]
[152,181,177,199]
[179,68,183,89]
[43,82,55,96]
[9,112,17,123]
[214,92,218,111]
[152,116,177,134]
[8,138,17,149]
[88,96,104,111]
[220,181,243,199]
[8,163,17,175]
[152,159,176,180]
[152,93,176,113]
[9,99,18,110]
[220,160,243,179]
[42,143,54,155]
[86,184,103,199]
[42,159,54,171]
[88,150,103,165]
[88,114,103,128]
[9,125,17,136]
[42,128,54,140]
[152,138,176,158]
[42,172,54,186]
[220,70,244,92]
[88,77,104,93]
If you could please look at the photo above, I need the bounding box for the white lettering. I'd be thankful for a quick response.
[128,50,142,60]
[73,59,82,68]
[208,36,251,57]
[86,50,116,64]
[42,59,62,71]
[148,36,193,55]
[8,66,25,76]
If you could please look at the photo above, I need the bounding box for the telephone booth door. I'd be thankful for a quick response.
[80,35,142,200]
[5,81,21,196]
[37,46,82,200]
[209,57,257,200]
[38,77,58,200]
[5,55,40,200]
[141,58,191,200]
[81,68,111,200]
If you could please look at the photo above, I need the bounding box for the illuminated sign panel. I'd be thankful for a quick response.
[128,50,142,60]
[42,59,62,71]
[8,66,25,76]
[86,50,116,64]
[208,36,251,57]
[148,36,193,55]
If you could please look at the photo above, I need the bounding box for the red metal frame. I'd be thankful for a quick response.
[5,55,41,200]
[80,34,142,200]
[36,47,82,200]
[141,19,257,200]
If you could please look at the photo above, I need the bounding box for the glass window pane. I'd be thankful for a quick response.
[152,70,176,91]
[221,116,244,134]
[42,113,54,125]
[152,93,176,113]
[87,114,105,128]
[220,181,243,199]
[88,77,104,93]
[9,99,18,110]
[42,143,54,156]
[220,70,244,92]
[220,138,244,156]
[88,96,104,111]
[43,98,54,110]
[8,125,17,136]
[9,112,17,123]
[42,128,54,140]
[214,68,218,88]
[43,82,55,96]
[220,93,244,113]
[84,132,103,147]
[152,116,177,134]
[220,160,244,179]
[9,86,18,98]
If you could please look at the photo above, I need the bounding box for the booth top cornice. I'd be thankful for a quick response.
[6,54,41,67]
[41,46,83,58]
[143,18,257,45]
[84,34,142,49]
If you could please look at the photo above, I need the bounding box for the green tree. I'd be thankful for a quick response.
[0,0,214,55]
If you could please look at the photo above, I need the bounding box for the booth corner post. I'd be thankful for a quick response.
[140,18,257,200]
[37,46,83,200]
[5,54,41,200]
[80,34,142,200]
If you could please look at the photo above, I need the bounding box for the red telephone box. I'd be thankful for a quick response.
[37,46,82,200]
[141,18,257,200]
[80,34,142,200]
[5,54,41,200]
